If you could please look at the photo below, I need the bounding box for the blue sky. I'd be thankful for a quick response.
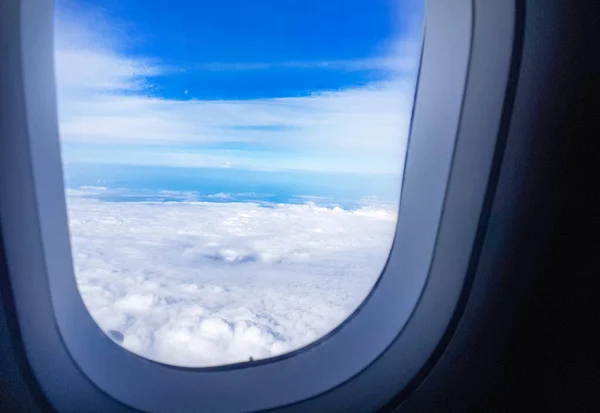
[57,0,422,99]
[54,0,423,189]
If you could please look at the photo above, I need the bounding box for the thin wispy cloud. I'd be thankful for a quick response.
[188,54,418,73]
[54,6,419,174]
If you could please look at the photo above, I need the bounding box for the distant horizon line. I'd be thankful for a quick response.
[62,161,403,177]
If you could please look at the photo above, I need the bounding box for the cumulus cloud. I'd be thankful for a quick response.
[66,188,397,366]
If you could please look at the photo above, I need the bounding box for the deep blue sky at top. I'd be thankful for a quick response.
[57,0,423,100]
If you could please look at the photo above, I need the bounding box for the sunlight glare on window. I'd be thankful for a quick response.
[54,0,424,367]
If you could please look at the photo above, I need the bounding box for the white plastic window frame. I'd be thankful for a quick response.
[0,0,518,412]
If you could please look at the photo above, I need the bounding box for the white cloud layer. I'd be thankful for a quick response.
[67,188,397,366]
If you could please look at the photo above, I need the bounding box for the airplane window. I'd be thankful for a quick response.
[53,0,423,367]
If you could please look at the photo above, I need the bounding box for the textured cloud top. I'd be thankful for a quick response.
[67,188,397,366]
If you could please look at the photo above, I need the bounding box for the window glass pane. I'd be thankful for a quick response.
[54,0,424,367]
